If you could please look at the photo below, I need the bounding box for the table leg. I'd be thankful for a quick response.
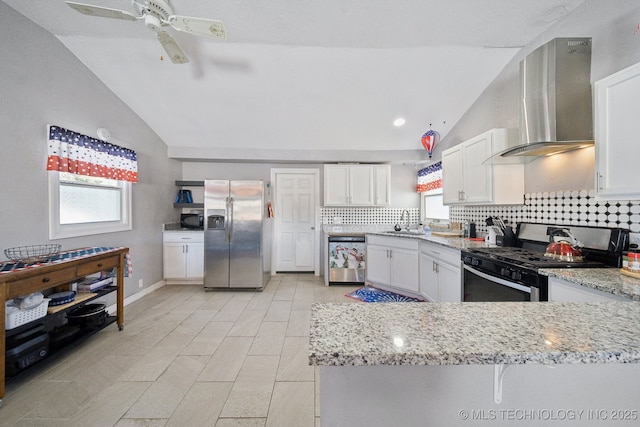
[0,284,6,400]
[117,252,125,331]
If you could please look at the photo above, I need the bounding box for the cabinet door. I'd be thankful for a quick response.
[373,165,390,206]
[324,165,350,205]
[462,134,492,203]
[548,277,628,302]
[437,261,462,302]
[594,62,640,200]
[366,245,391,285]
[442,145,463,205]
[163,243,187,279]
[349,165,374,205]
[185,243,204,278]
[419,252,438,302]
[390,247,419,293]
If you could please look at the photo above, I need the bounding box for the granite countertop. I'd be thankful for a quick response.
[365,230,495,250]
[541,268,640,301]
[363,229,640,298]
[309,301,640,367]
[163,223,204,232]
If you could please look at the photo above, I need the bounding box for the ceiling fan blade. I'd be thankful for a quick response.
[157,31,189,64]
[168,15,227,40]
[65,1,138,21]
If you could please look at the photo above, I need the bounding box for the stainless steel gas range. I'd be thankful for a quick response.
[461,223,629,301]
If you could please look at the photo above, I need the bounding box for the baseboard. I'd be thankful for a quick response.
[106,280,166,314]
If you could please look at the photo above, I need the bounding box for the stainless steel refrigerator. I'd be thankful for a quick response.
[204,180,267,290]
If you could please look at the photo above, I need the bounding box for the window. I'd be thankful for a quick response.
[420,190,450,223]
[48,171,132,239]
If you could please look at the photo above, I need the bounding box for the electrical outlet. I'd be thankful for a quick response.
[630,232,640,248]
[138,278,144,289]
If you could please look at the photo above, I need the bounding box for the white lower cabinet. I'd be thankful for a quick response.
[548,277,628,302]
[366,235,419,295]
[419,242,461,302]
[163,232,204,282]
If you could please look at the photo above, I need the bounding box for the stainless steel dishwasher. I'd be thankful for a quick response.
[328,235,366,285]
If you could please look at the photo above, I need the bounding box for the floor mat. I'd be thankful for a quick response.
[346,285,424,302]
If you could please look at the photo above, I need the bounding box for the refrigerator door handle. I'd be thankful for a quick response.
[228,197,234,242]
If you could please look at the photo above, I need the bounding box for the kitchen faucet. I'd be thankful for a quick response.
[400,209,410,231]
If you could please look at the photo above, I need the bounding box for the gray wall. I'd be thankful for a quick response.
[436,0,640,193]
[0,3,181,297]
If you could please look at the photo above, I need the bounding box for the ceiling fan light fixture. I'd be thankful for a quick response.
[144,14,162,32]
[65,1,227,64]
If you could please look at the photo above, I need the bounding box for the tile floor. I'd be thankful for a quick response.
[2,274,360,426]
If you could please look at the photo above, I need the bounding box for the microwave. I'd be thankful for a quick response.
[180,213,204,229]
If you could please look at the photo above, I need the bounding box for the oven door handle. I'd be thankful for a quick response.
[463,265,532,294]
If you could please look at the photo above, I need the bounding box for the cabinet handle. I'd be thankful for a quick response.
[42,277,50,283]
[97,263,103,268]
[597,172,604,191]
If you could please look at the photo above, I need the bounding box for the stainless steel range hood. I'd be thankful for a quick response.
[491,38,594,162]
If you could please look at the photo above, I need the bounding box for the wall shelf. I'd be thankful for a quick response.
[174,203,204,209]
[174,181,204,208]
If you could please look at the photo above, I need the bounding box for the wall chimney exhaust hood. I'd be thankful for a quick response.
[488,38,594,163]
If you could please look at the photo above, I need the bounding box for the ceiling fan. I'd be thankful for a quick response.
[65,0,227,64]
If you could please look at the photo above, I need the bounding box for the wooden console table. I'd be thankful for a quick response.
[0,247,129,406]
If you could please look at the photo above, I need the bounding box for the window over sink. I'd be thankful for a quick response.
[421,190,450,223]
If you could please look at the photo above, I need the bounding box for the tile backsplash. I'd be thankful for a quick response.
[319,190,640,243]
[320,208,420,226]
[450,190,640,235]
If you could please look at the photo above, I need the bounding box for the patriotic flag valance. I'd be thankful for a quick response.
[416,161,442,193]
[47,125,138,183]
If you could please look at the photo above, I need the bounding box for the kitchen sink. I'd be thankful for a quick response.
[383,230,424,236]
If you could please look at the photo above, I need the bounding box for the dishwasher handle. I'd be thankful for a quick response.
[328,235,366,243]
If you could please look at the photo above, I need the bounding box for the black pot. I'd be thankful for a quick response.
[67,303,107,330]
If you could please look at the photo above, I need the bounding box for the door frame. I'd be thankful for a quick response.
[270,168,320,276]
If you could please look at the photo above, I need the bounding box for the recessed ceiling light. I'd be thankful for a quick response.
[393,118,406,127]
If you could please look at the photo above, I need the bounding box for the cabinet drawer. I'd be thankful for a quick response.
[420,242,460,266]
[7,268,77,298]
[76,256,119,277]
[163,232,204,243]
[367,235,419,250]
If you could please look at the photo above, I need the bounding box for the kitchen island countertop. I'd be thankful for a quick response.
[309,301,640,367]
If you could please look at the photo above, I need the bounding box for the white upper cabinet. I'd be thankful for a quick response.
[442,128,524,205]
[324,164,390,206]
[594,62,640,200]
[373,165,391,206]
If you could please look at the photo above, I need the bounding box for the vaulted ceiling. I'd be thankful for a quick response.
[3,0,588,162]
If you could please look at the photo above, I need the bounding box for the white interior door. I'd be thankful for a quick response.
[272,169,319,273]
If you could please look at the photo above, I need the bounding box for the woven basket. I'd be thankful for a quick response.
[4,244,62,264]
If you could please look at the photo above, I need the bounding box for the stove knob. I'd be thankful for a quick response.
[500,268,508,277]
[471,259,481,267]
[463,256,472,264]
